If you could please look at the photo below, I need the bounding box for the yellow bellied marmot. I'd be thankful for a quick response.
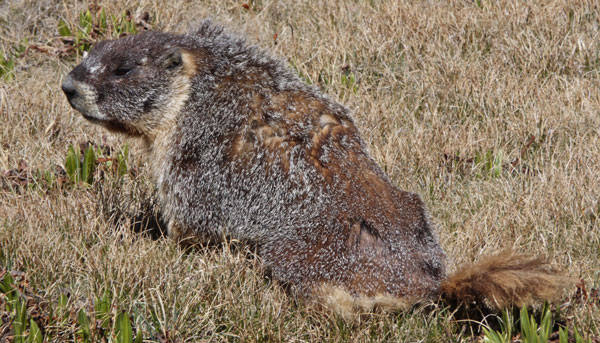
[62,19,569,314]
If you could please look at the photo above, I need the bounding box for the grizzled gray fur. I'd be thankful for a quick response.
[62,20,446,301]
[64,20,566,311]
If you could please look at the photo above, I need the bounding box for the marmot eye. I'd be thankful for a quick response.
[114,66,132,77]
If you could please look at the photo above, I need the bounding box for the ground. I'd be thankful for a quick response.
[0,0,599,341]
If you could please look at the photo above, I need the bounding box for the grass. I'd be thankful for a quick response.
[1,0,599,341]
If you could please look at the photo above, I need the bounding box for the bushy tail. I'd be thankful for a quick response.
[439,251,573,309]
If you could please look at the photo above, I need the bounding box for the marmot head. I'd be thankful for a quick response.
[62,31,195,137]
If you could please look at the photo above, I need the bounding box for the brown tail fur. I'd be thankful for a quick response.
[439,251,573,310]
[316,251,572,319]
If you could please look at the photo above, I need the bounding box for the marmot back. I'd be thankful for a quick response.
[62,20,570,314]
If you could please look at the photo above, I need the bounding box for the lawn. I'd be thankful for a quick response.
[1,0,599,341]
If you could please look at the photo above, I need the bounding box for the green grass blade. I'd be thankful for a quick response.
[134,328,143,343]
[99,8,108,32]
[574,327,585,343]
[81,145,96,184]
[65,145,80,183]
[79,10,93,36]
[57,19,72,37]
[95,291,111,329]
[0,273,18,311]
[519,306,537,343]
[539,305,553,341]
[483,327,506,343]
[559,327,568,343]
[57,293,68,320]
[27,319,43,343]
[118,144,129,176]
[78,308,91,342]
[115,312,133,343]
[14,298,28,343]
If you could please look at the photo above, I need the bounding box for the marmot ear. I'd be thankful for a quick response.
[161,47,182,70]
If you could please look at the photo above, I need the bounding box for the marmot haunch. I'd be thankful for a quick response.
[62,19,569,314]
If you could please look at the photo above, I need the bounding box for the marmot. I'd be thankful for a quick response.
[62,19,569,314]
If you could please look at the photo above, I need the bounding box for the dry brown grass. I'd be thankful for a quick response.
[1,0,599,341]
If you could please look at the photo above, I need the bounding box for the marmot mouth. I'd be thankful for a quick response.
[81,113,143,136]
[81,112,105,123]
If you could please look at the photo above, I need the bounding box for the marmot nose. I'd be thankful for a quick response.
[61,75,77,101]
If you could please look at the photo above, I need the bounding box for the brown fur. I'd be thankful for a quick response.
[440,251,573,309]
